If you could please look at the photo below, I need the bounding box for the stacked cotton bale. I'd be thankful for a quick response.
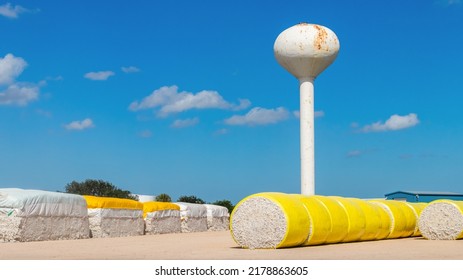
[204,204,229,231]
[143,202,181,234]
[84,196,144,238]
[231,193,424,249]
[0,188,89,242]
[418,200,463,240]
[174,202,208,233]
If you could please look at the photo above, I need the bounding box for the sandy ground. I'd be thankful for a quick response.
[1,230,463,260]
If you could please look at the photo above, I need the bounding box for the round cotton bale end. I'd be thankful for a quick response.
[230,193,310,249]
[419,200,463,240]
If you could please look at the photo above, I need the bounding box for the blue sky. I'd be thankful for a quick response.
[1,0,462,204]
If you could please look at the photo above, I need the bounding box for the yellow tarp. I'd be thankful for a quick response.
[143,201,180,218]
[405,202,427,236]
[310,196,349,244]
[350,198,391,241]
[83,195,143,210]
[293,195,331,246]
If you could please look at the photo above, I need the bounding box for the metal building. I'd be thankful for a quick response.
[385,190,463,203]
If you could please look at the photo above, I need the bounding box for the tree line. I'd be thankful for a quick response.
[64,179,234,213]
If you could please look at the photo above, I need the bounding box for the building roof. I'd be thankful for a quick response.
[385,190,463,196]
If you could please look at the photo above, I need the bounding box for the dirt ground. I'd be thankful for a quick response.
[1,230,463,260]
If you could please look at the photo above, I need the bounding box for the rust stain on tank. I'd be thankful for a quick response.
[313,24,328,51]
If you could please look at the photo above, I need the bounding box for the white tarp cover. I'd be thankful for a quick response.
[173,202,208,233]
[174,202,207,218]
[204,204,229,217]
[204,204,229,231]
[136,194,156,203]
[0,188,87,217]
[146,209,180,219]
[0,188,90,242]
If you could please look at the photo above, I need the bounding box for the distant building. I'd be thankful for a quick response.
[385,191,463,203]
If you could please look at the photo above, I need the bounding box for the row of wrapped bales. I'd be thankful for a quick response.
[230,192,426,249]
[143,202,229,234]
[0,188,90,242]
[418,200,463,240]
[0,188,230,242]
[83,196,144,238]
[143,202,181,234]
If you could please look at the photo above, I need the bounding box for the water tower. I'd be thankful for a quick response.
[274,23,339,195]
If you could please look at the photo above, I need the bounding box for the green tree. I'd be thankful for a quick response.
[65,179,138,200]
[177,195,205,204]
[155,193,172,202]
[212,199,234,213]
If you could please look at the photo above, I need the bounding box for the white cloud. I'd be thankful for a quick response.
[0,3,29,18]
[315,111,325,118]
[171,117,200,128]
[224,107,290,126]
[138,130,152,138]
[233,99,251,111]
[346,149,377,158]
[64,118,95,131]
[36,109,52,118]
[361,113,419,133]
[347,150,363,158]
[0,53,27,85]
[0,84,39,106]
[446,0,461,5]
[84,71,115,81]
[0,54,40,106]
[129,85,250,116]
[214,128,229,135]
[293,110,325,118]
[121,66,140,73]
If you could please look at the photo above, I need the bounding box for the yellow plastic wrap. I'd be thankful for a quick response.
[143,201,180,218]
[350,198,391,241]
[232,193,424,249]
[331,197,366,242]
[310,196,349,244]
[373,203,392,240]
[230,192,311,249]
[369,200,416,238]
[83,195,143,210]
[405,202,427,237]
[292,194,331,245]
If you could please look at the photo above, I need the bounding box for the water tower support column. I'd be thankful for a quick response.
[300,77,315,195]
